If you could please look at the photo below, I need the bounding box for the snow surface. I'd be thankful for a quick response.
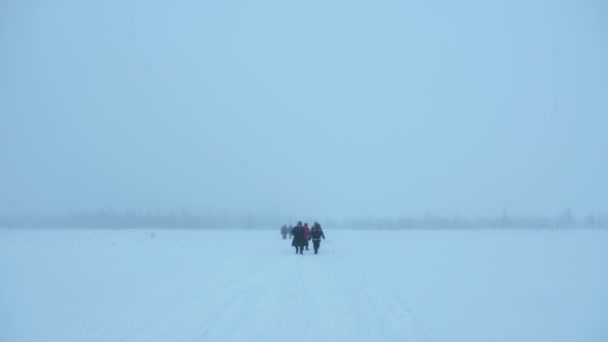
[1,228,607,342]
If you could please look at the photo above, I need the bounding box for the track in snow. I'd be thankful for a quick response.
[32,231,430,342]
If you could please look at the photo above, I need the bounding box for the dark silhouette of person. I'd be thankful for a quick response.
[280,225,288,239]
[291,221,306,254]
[310,222,325,254]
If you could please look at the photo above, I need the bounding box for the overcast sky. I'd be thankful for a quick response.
[1,0,607,219]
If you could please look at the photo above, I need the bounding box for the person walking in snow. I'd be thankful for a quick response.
[291,221,306,254]
[281,225,288,239]
[303,222,311,250]
[310,222,325,254]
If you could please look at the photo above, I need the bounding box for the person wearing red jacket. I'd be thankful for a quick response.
[303,222,311,251]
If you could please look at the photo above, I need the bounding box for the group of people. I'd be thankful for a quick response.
[280,225,291,239]
[281,221,325,254]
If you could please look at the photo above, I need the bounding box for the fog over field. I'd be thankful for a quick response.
[1,0,607,221]
[1,1,607,341]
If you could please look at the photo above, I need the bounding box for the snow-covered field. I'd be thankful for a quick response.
[1,228,607,342]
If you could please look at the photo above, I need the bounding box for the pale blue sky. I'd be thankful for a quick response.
[1,0,607,218]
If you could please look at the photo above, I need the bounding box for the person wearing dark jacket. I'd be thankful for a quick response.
[309,222,325,254]
[291,221,306,254]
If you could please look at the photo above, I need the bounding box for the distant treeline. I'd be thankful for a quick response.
[338,212,608,230]
[1,210,607,230]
